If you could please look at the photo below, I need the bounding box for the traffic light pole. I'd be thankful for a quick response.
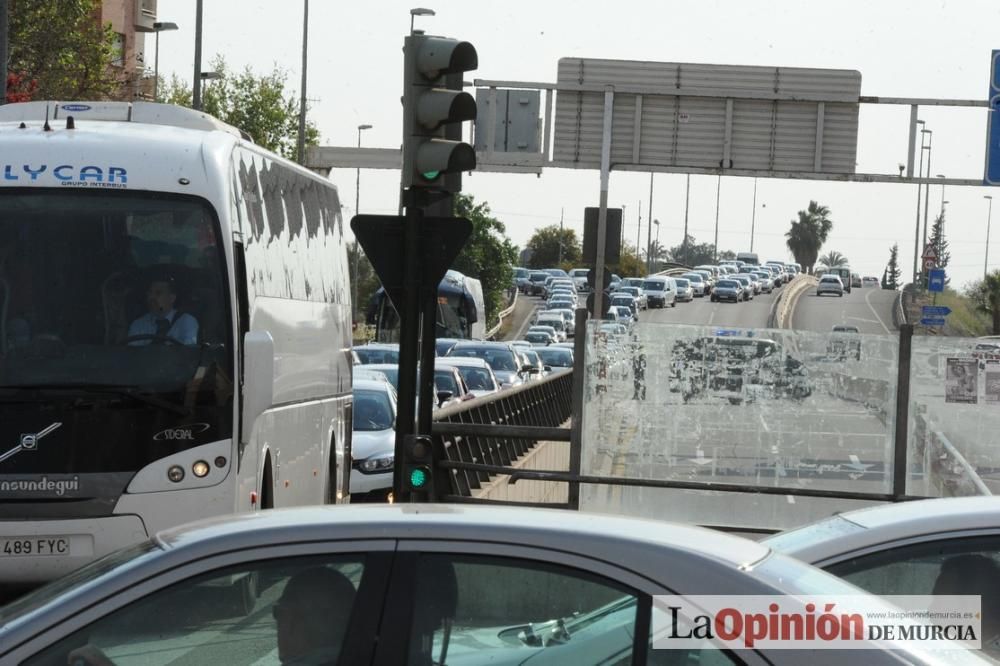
[393,203,423,502]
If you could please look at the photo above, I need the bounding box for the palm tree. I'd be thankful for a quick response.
[785,201,833,274]
[970,271,1000,334]
[819,250,849,268]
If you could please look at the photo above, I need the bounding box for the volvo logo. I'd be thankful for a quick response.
[153,423,211,442]
[0,423,62,464]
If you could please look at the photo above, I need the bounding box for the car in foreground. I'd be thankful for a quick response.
[816,274,845,297]
[350,378,398,500]
[535,345,574,370]
[446,341,532,389]
[765,496,1000,660]
[710,279,744,303]
[0,505,985,665]
[642,276,676,308]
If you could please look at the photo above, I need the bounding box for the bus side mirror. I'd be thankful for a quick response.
[242,330,275,443]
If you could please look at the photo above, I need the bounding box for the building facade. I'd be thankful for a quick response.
[101,0,157,100]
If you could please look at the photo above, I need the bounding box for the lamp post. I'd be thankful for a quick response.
[749,177,758,253]
[296,0,309,165]
[713,174,721,262]
[653,219,660,270]
[198,71,223,106]
[646,173,654,275]
[151,22,178,101]
[911,120,926,286]
[987,195,995,280]
[353,123,372,320]
[682,174,690,265]
[936,173,946,218]
[410,7,435,33]
[921,130,933,254]
[192,0,204,110]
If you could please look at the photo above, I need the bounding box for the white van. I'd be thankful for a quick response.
[642,276,677,308]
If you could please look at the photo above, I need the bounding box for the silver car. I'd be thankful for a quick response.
[0,505,979,665]
[817,274,845,296]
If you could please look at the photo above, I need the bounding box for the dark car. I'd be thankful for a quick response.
[710,279,743,303]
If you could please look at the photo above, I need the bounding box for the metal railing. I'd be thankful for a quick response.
[913,408,992,497]
[430,369,574,503]
[485,289,518,339]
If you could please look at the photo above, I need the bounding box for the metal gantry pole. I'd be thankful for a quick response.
[153,31,161,101]
[592,87,614,320]
[749,177,757,253]
[192,0,204,110]
[713,174,721,262]
[636,199,642,264]
[296,0,309,165]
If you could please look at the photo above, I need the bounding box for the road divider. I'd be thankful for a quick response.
[768,274,818,329]
[486,289,518,340]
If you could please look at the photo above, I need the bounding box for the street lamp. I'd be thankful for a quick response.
[151,21,178,101]
[749,177,758,253]
[921,129,933,254]
[353,123,373,320]
[653,219,660,270]
[936,173,947,218]
[410,7,435,33]
[987,195,995,280]
[911,119,926,286]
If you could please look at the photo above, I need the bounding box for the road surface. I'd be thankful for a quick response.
[792,284,898,335]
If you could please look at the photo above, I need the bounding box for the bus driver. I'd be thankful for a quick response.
[127,275,199,345]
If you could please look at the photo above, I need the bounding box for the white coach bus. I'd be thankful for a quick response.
[0,101,353,587]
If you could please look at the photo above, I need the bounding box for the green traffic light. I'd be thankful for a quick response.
[409,467,429,489]
[421,170,440,181]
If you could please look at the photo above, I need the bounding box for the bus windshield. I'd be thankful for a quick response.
[0,190,233,481]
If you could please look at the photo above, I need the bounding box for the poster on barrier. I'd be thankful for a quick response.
[985,361,1000,405]
[945,357,978,404]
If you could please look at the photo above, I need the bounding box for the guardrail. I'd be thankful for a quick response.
[892,290,907,327]
[913,408,992,497]
[430,369,574,504]
[485,289,518,340]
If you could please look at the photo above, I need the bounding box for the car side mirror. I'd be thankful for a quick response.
[544,365,552,372]
[242,330,274,443]
[436,390,453,406]
[528,367,540,374]
[521,364,535,373]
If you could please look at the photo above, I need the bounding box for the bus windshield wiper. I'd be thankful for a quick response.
[0,383,191,416]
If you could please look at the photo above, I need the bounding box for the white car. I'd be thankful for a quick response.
[534,316,568,341]
[816,274,845,297]
[568,267,590,291]
[437,356,502,398]
[350,378,398,501]
[641,276,676,308]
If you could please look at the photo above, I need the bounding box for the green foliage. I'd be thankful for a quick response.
[452,195,520,329]
[161,56,319,162]
[525,225,581,269]
[615,244,645,277]
[818,251,849,268]
[8,0,120,100]
[785,201,833,274]
[967,271,1000,335]
[929,212,951,284]
[933,289,990,337]
[348,240,380,327]
[883,244,901,290]
[667,235,729,267]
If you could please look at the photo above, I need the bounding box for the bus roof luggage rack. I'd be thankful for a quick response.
[0,101,248,140]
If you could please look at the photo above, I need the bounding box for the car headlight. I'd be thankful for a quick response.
[360,455,394,473]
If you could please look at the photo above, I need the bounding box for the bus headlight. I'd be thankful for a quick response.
[192,461,211,478]
[167,465,185,483]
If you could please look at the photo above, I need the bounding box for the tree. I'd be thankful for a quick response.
[5,72,37,103]
[667,234,728,266]
[929,211,951,270]
[785,201,833,274]
[348,240,380,327]
[882,244,901,290]
[615,244,645,277]
[819,251,849,268]
[452,195,519,329]
[161,56,320,162]
[525,225,580,269]
[7,0,121,100]
[968,271,1000,334]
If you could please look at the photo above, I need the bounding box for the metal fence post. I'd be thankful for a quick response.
[568,308,588,509]
[892,324,914,499]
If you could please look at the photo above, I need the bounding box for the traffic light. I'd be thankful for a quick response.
[402,434,434,495]
[402,33,478,192]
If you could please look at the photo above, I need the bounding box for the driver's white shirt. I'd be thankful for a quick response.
[128,309,199,345]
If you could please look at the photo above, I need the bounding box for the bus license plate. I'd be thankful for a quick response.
[2,537,71,557]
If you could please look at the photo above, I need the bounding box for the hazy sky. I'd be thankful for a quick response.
[154,0,999,288]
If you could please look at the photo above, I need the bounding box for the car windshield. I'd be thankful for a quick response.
[448,347,518,372]
[643,281,665,290]
[537,348,573,366]
[434,369,460,395]
[684,274,703,282]
[353,389,395,431]
[717,280,738,289]
[675,279,689,287]
[354,347,400,364]
[457,366,495,391]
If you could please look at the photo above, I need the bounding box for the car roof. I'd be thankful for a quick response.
[764,497,1000,564]
[352,378,393,392]
[437,356,491,368]
[156,505,769,570]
